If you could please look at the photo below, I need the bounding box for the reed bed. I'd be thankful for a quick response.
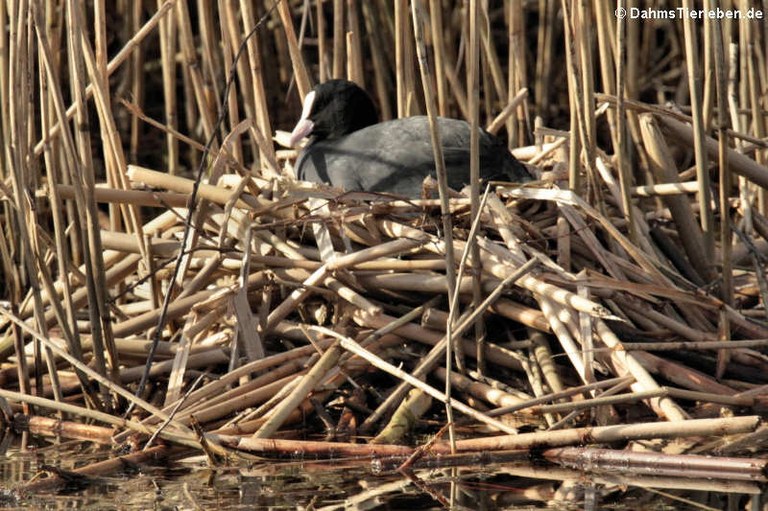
[1,0,768,505]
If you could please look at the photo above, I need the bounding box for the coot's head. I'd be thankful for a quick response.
[289,80,379,147]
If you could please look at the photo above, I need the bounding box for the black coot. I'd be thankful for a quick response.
[289,80,531,197]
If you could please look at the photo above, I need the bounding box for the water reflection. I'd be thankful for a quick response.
[0,431,763,510]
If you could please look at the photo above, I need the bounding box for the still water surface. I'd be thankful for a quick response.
[0,434,763,510]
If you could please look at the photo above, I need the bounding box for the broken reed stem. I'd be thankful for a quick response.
[486,87,528,135]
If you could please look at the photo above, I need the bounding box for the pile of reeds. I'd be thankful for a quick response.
[1,0,768,499]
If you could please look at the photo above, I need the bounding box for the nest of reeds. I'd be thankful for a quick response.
[1,0,767,501]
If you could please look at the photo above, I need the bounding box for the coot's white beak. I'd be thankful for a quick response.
[289,90,316,147]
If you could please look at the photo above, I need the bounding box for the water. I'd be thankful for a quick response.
[0,432,764,510]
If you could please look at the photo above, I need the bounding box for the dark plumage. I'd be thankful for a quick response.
[289,80,531,197]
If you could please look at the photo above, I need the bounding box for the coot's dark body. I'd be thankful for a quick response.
[290,80,530,198]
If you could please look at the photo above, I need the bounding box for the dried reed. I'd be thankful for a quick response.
[1,2,767,504]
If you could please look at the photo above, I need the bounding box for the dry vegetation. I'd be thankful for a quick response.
[1,0,768,504]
